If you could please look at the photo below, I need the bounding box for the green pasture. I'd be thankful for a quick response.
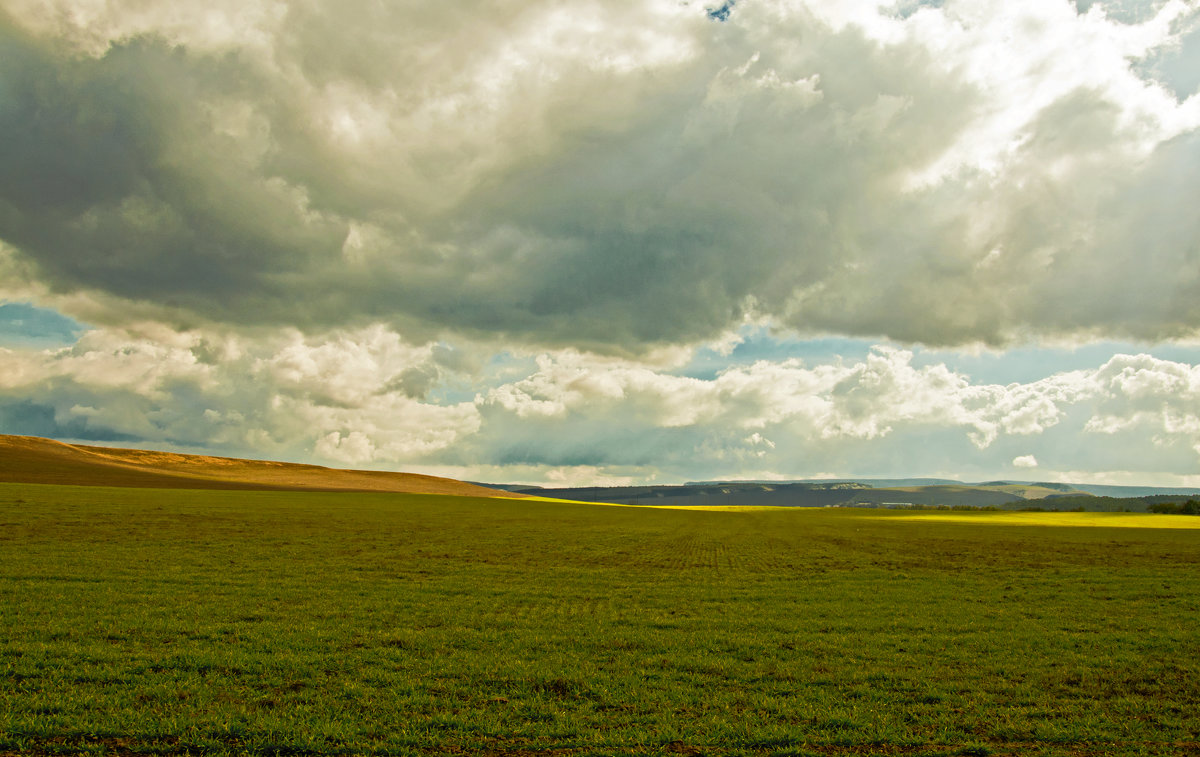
[1,483,1198,756]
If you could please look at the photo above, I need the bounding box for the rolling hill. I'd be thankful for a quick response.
[506,481,1096,509]
[0,434,521,497]
[510,480,1200,512]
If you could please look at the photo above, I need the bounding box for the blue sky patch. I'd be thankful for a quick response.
[911,341,1200,385]
[680,324,1200,385]
[1074,0,1169,24]
[1135,22,1200,101]
[0,302,88,348]
[681,327,876,379]
[706,1,734,22]
[887,0,945,19]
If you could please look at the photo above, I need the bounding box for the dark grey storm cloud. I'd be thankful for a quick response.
[1,0,1198,350]
[0,16,348,320]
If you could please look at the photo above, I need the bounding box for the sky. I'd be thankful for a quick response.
[1,0,1199,487]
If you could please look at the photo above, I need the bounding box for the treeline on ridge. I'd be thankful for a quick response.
[1015,495,1200,514]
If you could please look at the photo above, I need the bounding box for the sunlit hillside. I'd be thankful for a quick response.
[0,435,518,498]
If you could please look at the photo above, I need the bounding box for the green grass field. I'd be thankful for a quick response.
[2,483,1198,756]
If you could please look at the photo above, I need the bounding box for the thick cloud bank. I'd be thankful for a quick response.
[3,326,1198,485]
[2,0,1198,348]
[3,0,1199,486]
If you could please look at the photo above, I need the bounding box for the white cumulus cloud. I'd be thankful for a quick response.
[2,0,1200,486]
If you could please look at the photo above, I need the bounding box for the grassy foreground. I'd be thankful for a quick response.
[2,483,1198,756]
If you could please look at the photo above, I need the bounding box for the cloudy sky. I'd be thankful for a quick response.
[2,0,1199,487]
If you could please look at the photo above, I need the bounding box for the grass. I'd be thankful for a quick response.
[1,482,1198,756]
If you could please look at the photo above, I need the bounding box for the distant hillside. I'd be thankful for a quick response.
[840,484,1068,508]
[0,435,521,497]
[687,478,964,487]
[1063,483,1200,498]
[502,481,1048,508]
[468,482,536,493]
[507,482,870,508]
[978,481,1079,493]
[511,481,1098,509]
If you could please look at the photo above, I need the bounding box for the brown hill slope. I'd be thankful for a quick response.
[0,435,519,497]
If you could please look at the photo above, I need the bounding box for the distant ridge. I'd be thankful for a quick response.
[1064,483,1200,498]
[501,481,1074,508]
[0,435,521,497]
[687,478,963,487]
[506,479,1200,510]
[687,478,1200,498]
